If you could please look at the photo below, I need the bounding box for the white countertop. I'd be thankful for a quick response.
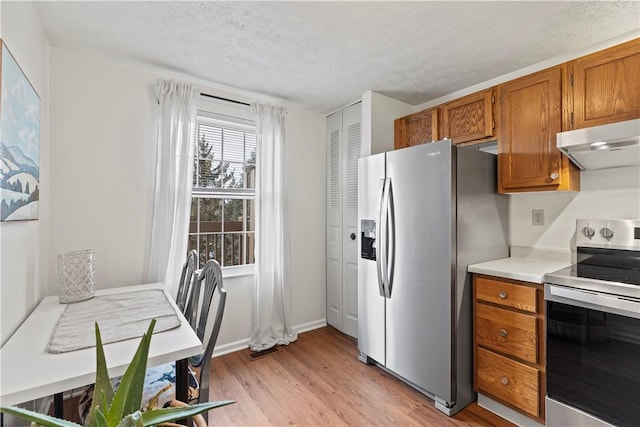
[468,257,572,284]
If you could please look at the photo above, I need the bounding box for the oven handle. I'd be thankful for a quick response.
[547,285,640,317]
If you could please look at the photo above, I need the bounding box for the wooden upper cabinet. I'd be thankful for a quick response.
[394,108,439,150]
[498,66,579,193]
[440,88,496,145]
[566,38,640,130]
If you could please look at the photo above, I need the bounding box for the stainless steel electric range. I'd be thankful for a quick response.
[544,219,640,427]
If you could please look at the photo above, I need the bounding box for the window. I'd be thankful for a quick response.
[188,112,256,268]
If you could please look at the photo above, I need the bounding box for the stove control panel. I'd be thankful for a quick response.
[577,219,640,250]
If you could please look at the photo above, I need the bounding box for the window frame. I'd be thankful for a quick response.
[190,110,257,274]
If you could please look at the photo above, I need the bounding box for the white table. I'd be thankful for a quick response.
[0,283,202,411]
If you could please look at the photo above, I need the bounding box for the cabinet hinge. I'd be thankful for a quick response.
[570,73,574,86]
[491,96,495,104]
[570,112,574,125]
[492,121,495,129]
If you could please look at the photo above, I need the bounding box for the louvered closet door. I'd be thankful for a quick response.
[326,102,361,338]
[326,111,343,330]
[341,102,361,338]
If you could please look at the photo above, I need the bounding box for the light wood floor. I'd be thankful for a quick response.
[208,326,514,426]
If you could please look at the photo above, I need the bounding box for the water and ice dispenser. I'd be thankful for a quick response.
[361,219,376,261]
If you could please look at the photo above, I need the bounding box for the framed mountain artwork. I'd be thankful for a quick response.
[0,39,41,221]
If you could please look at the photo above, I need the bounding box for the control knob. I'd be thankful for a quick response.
[600,227,614,240]
[582,226,595,238]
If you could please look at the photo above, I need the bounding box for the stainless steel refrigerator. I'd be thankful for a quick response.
[357,139,508,415]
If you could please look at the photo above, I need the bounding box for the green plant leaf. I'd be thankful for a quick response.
[141,400,235,426]
[87,323,115,427]
[117,411,143,427]
[106,320,155,425]
[100,391,110,420]
[0,405,81,427]
[94,409,108,427]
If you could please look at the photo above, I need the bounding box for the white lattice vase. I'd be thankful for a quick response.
[58,250,96,303]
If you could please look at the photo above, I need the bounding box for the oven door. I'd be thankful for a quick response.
[545,283,640,427]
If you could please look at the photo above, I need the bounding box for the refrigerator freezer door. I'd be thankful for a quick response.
[357,153,386,365]
[385,140,454,403]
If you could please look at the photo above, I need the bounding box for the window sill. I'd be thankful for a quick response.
[221,264,255,278]
[195,264,254,279]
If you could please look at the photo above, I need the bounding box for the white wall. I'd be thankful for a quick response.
[361,91,412,156]
[509,166,640,255]
[49,48,157,289]
[48,48,327,351]
[285,106,327,333]
[0,2,50,346]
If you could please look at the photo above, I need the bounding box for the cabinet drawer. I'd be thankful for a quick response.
[476,304,538,363]
[475,276,537,313]
[477,347,540,417]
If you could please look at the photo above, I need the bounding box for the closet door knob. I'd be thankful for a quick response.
[350,233,356,241]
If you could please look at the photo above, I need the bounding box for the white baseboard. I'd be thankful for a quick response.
[293,319,327,334]
[212,338,251,357]
[212,318,327,358]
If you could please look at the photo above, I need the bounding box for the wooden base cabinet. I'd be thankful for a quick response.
[473,274,546,423]
[476,348,540,418]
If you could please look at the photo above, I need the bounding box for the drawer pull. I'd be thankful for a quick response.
[499,290,507,299]
[499,328,507,337]
[501,377,509,385]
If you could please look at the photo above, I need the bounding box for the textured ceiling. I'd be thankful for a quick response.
[34,1,640,114]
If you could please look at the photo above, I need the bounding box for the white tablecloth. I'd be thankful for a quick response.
[47,289,180,353]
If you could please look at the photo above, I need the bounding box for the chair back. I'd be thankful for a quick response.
[185,258,227,403]
[175,250,198,318]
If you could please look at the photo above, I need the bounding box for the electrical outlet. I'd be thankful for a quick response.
[532,209,545,226]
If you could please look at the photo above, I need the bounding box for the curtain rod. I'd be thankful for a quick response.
[200,92,250,106]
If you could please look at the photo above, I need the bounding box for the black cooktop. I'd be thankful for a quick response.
[576,247,640,286]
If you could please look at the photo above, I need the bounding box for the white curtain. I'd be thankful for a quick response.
[249,103,298,351]
[146,80,198,297]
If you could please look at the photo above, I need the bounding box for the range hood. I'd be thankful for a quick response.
[557,118,640,170]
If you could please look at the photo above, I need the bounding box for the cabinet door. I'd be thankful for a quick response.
[441,88,495,144]
[498,66,578,193]
[394,108,438,149]
[476,348,540,418]
[568,38,640,130]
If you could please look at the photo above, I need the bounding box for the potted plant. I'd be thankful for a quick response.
[0,320,233,426]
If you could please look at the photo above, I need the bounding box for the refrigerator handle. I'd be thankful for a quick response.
[380,178,392,299]
[376,178,387,298]
[386,179,395,298]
